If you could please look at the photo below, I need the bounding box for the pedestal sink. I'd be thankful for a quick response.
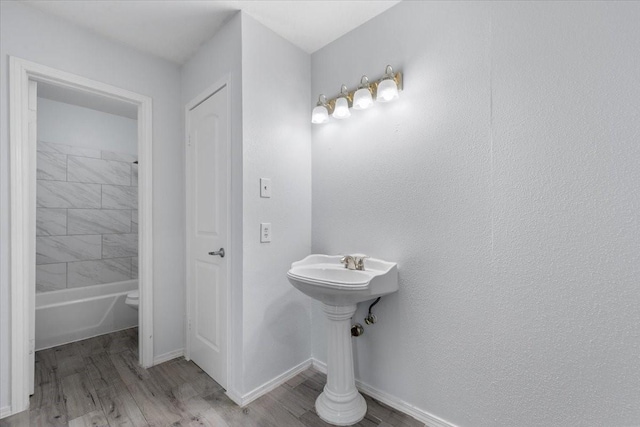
[287,254,398,426]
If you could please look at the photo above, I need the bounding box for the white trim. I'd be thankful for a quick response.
[230,359,314,407]
[312,359,457,427]
[224,389,244,407]
[8,56,154,413]
[184,76,236,394]
[137,87,154,370]
[9,55,31,415]
[0,406,12,419]
[153,349,184,365]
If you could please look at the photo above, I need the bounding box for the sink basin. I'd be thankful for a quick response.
[287,254,398,426]
[287,254,398,306]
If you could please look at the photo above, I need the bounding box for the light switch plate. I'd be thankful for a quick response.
[260,178,271,198]
[260,223,271,243]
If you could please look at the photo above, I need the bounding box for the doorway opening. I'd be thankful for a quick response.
[35,81,140,355]
[8,57,154,415]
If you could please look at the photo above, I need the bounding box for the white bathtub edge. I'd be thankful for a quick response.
[36,279,138,307]
[36,280,138,351]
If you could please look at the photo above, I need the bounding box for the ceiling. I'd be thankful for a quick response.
[23,0,402,65]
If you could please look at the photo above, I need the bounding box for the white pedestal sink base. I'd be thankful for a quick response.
[316,389,366,426]
[316,304,367,426]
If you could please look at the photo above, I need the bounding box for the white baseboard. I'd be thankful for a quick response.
[1,405,13,419]
[311,358,327,373]
[311,359,456,427]
[225,389,244,407]
[153,348,184,365]
[236,358,314,407]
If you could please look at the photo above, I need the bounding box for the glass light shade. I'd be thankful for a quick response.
[332,97,351,119]
[376,78,399,102]
[352,88,373,110]
[311,105,329,124]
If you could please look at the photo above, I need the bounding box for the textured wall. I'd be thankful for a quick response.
[490,2,640,425]
[0,1,183,410]
[36,140,138,292]
[311,1,640,426]
[240,14,312,393]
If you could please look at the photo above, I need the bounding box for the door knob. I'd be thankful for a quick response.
[208,248,225,258]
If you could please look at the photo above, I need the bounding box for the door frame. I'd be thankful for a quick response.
[8,56,154,415]
[184,77,233,391]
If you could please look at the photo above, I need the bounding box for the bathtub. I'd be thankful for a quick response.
[35,279,138,351]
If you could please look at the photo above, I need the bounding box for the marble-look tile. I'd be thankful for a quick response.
[37,181,101,208]
[102,234,137,258]
[37,151,67,181]
[36,263,67,292]
[67,209,131,235]
[38,140,101,158]
[36,208,67,236]
[131,163,138,186]
[67,156,131,185]
[132,257,138,279]
[67,258,131,287]
[102,185,137,209]
[101,150,137,164]
[131,210,138,233]
[36,235,102,264]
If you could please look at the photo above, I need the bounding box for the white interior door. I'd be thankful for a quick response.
[186,85,228,389]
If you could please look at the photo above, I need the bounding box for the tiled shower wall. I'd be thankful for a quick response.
[36,140,138,293]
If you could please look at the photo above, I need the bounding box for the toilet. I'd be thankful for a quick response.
[125,290,139,310]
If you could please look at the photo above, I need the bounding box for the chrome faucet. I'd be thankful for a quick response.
[340,255,367,271]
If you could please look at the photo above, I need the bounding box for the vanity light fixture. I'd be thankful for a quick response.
[311,94,330,124]
[312,65,402,124]
[352,76,373,110]
[376,65,400,102]
[332,85,352,119]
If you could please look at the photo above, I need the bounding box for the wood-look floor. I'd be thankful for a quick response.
[1,328,425,427]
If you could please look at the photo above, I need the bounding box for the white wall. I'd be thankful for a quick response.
[38,98,137,154]
[311,2,640,426]
[180,12,245,397]
[0,1,184,411]
[240,14,312,393]
[180,12,312,397]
